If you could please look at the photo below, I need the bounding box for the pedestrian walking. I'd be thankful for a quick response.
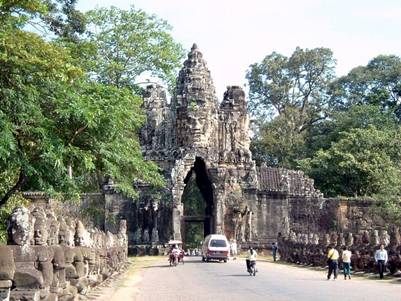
[230,239,238,260]
[271,242,278,262]
[341,246,352,280]
[327,245,339,280]
[374,244,388,279]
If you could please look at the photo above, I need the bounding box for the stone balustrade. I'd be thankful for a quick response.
[278,228,401,276]
[0,205,128,301]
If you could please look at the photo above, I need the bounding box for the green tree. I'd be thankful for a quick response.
[246,47,336,127]
[305,104,399,157]
[299,125,401,197]
[247,47,336,168]
[330,55,401,119]
[251,107,307,167]
[0,4,164,207]
[83,6,184,90]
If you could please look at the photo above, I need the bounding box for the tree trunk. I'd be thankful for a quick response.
[0,170,27,208]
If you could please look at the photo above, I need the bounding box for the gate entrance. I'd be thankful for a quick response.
[181,157,214,248]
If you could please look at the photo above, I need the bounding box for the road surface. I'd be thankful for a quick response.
[133,257,400,301]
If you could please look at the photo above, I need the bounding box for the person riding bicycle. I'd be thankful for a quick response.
[246,247,257,273]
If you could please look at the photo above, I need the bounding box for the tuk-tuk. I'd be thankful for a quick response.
[167,240,184,266]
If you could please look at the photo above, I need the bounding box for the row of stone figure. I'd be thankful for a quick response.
[0,205,128,301]
[286,229,397,247]
[278,229,401,275]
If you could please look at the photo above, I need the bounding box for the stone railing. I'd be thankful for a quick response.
[277,229,401,276]
[0,205,128,301]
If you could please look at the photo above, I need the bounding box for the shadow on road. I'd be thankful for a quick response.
[143,265,173,268]
[223,274,252,277]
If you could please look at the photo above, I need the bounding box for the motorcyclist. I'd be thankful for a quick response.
[246,246,257,274]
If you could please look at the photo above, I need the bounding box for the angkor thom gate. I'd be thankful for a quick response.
[102,44,323,253]
[21,45,399,269]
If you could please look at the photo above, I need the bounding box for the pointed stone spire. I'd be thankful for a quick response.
[173,44,219,149]
[174,43,218,108]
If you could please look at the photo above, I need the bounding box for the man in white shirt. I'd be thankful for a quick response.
[246,247,257,274]
[341,246,352,280]
[374,244,388,279]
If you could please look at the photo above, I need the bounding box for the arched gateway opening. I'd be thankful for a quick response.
[181,157,214,249]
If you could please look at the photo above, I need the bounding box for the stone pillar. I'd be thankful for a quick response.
[172,206,182,241]
[0,246,15,301]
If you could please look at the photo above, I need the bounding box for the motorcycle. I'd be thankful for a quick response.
[247,260,257,276]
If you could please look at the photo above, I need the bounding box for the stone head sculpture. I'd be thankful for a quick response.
[75,220,90,247]
[7,206,34,246]
[46,212,59,246]
[30,207,49,246]
[33,213,48,246]
[58,218,74,247]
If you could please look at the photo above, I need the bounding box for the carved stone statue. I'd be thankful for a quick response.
[142,229,150,243]
[345,233,354,247]
[379,230,390,247]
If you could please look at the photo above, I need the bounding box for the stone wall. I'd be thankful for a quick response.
[0,204,128,301]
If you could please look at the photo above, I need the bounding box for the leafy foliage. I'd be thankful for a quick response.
[330,55,401,119]
[83,6,185,90]
[246,47,336,127]
[0,1,184,208]
[251,107,307,167]
[299,125,401,197]
[247,47,336,168]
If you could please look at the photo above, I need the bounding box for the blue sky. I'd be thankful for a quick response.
[78,0,401,99]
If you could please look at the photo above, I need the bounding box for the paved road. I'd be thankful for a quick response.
[134,257,400,301]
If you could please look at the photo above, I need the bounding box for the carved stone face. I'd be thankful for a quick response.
[34,219,48,246]
[8,206,34,246]
[58,220,73,247]
[75,220,88,247]
[58,229,67,246]
[47,221,59,246]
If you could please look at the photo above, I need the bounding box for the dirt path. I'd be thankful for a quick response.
[84,256,161,301]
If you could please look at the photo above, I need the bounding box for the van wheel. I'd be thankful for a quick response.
[224,259,227,263]
[202,256,205,262]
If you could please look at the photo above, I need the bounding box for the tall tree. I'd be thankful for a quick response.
[299,125,401,197]
[246,47,336,129]
[0,2,165,208]
[304,104,399,157]
[246,47,336,167]
[83,6,185,90]
[330,55,401,119]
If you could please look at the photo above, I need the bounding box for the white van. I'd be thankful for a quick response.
[201,234,229,262]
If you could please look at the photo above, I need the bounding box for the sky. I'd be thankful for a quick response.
[77,0,401,99]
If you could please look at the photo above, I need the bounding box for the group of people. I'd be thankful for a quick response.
[326,244,389,280]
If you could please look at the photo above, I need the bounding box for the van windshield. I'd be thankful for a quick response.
[210,239,227,247]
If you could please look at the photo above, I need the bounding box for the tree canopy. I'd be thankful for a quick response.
[330,55,401,118]
[83,6,185,90]
[0,1,185,208]
[248,47,401,201]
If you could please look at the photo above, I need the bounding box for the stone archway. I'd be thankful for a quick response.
[179,157,215,246]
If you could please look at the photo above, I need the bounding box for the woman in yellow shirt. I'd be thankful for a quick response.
[327,245,339,280]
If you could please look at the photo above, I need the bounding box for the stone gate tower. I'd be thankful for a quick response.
[112,44,323,251]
